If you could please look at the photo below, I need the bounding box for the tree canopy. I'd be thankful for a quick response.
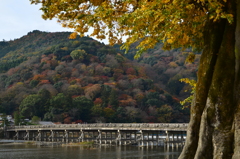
[30,0,232,56]
[30,0,240,158]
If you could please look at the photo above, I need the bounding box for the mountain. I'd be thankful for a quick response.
[0,30,193,124]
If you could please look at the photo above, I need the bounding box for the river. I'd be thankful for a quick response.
[0,143,182,159]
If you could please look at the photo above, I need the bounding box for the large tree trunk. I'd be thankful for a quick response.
[179,0,238,159]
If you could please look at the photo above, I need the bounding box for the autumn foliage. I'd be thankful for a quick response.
[0,31,191,124]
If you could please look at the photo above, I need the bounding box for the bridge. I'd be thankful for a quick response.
[5,123,188,146]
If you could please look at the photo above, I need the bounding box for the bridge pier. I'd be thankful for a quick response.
[13,131,18,140]
[5,123,187,146]
[23,130,29,140]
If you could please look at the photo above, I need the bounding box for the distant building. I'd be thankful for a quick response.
[38,121,55,125]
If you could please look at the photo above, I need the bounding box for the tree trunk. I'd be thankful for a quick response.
[179,0,238,158]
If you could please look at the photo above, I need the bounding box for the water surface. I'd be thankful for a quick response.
[0,143,182,159]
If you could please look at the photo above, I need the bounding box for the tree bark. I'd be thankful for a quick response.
[232,0,240,158]
[179,0,237,158]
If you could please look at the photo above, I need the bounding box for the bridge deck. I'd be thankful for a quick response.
[6,123,188,132]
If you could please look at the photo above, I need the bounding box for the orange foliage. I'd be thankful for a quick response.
[39,80,51,85]
[103,82,116,87]
[82,83,93,90]
[84,84,101,99]
[148,89,156,93]
[75,78,81,83]
[32,74,45,81]
[135,93,145,102]
[119,95,136,107]
[113,68,124,74]
[41,56,50,63]
[168,61,178,68]
[119,98,136,107]
[72,95,81,98]
[128,75,138,80]
[93,76,101,82]
[172,96,180,102]
[137,67,147,78]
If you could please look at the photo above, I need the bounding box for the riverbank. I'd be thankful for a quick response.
[0,139,94,147]
[0,139,26,144]
[62,141,94,146]
[0,139,60,146]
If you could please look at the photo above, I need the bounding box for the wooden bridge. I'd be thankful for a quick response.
[5,123,188,146]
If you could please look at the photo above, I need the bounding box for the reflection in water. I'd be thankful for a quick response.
[0,143,182,159]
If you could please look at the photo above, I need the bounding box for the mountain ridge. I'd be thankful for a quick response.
[0,30,194,124]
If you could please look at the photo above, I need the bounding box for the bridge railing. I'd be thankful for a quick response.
[6,123,188,131]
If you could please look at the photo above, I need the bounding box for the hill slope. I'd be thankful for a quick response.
[0,30,192,124]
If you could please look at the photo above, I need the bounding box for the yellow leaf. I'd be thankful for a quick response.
[69,32,77,39]
[167,39,173,44]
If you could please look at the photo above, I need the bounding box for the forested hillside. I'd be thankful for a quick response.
[0,30,195,124]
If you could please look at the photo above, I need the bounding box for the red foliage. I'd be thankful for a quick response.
[172,96,180,102]
[161,56,173,63]
[126,67,136,75]
[41,70,49,76]
[62,55,72,62]
[94,98,103,105]
[68,77,77,83]
[72,95,81,98]
[7,68,20,76]
[47,54,54,59]
[72,68,77,72]
[119,94,129,100]
[7,85,13,88]
[64,116,72,124]
[75,120,83,124]
[146,116,157,123]
[49,60,58,67]
[90,56,99,62]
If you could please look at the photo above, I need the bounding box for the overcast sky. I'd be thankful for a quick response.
[0,0,109,43]
[0,0,76,41]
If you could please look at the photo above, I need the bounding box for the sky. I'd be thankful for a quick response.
[0,0,107,43]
